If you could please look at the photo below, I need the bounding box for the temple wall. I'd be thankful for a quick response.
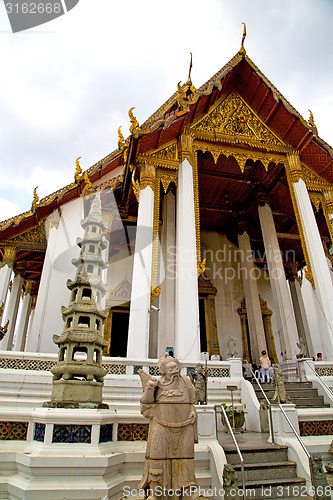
[201,231,280,361]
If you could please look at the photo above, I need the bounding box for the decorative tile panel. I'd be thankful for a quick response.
[149,366,160,376]
[52,424,91,443]
[102,364,126,375]
[0,357,56,371]
[208,367,230,377]
[99,424,113,443]
[34,422,46,442]
[117,423,149,441]
[133,365,143,375]
[316,367,333,377]
[299,420,333,436]
[0,421,28,440]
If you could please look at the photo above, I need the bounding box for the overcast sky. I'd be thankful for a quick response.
[0,0,333,221]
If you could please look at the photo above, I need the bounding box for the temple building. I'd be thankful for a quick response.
[0,39,332,368]
[1,32,333,499]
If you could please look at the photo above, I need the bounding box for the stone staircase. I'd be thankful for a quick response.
[254,381,329,408]
[224,441,308,499]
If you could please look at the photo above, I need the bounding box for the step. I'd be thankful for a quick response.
[225,446,288,465]
[232,460,297,481]
[255,388,319,398]
[242,476,307,499]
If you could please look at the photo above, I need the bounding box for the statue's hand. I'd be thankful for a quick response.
[147,378,158,390]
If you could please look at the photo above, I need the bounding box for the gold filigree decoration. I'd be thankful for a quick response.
[132,177,140,202]
[151,285,161,303]
[75,157,82,184]
[0,246,16,268]
[191,91,283,149]
[151,173,161,294]
[193,151,203,272]
[322,191,333,247]
[285,154,315,288]
[197,258,206,277]
[140,164,155,191]
[8,221,47,250]
[129,107,140,137]
[31,187,39,213]
[302,164,329,191]
[160,170,178,194]
[194,141,285,173]
[309,193,322,213]
[179,131,194,164]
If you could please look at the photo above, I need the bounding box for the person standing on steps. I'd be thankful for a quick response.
[259,350,271,383]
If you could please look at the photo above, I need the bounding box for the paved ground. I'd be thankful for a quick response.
[217,430,281,451]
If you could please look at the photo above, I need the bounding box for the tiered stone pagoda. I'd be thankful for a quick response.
[46,191,109,408]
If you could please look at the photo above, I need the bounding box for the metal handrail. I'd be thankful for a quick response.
[220,404,246,500]
[302,358,333,395]
[278,404,316,496]
[243,361,274,443]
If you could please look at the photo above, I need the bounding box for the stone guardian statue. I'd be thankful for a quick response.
[138,353,199,499]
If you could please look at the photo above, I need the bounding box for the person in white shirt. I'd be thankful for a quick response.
[259,350,271,383]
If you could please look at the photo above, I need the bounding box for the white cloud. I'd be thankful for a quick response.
[0,0,333,217]
[0,198,21,220]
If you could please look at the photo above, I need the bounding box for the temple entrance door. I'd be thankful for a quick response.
[198,275,220,357]
[103,279,132,357]
[238,296,278,364]
[103,306,129,357]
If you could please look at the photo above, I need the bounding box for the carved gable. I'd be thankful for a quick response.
[191,91,283,147]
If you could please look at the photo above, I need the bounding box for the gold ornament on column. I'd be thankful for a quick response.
[0,246,16,268]
[140,164,155,191]
[285,152,315,288]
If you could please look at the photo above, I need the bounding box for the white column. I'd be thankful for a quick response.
[290,158,333,358]
[158,191,176,356]
[0,247,16,320]
[127,164,155,359]
[258,202,298,360]
[238,231,267,365]
[175,145,200,362]
[13,280,34,351]
[0,272,23,350]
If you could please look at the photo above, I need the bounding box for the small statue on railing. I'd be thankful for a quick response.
[271,367,291,404]
[311,453,330,499]
[296,337,309,358]
[190,364,207,405]
[227,336,238,358]
[223,463,239,500]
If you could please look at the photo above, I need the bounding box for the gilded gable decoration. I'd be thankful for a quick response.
[137,141,178,170]
[191,91,285,150]
[5,222,47,252]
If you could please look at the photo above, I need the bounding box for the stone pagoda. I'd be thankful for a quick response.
[45,191,109,408]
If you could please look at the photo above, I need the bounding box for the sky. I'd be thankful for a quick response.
[0,0,333,221]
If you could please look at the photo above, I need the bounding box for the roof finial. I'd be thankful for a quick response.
[308,109,318,136]
[75,157,82,183]
[186,52,193,86]
[31,187,39,213]
[239,22,247,56]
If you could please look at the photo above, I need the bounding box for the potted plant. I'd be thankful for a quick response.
[221,403,247,432]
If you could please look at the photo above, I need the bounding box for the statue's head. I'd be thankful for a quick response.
[158,353,181,380]
[196,364,203,373]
